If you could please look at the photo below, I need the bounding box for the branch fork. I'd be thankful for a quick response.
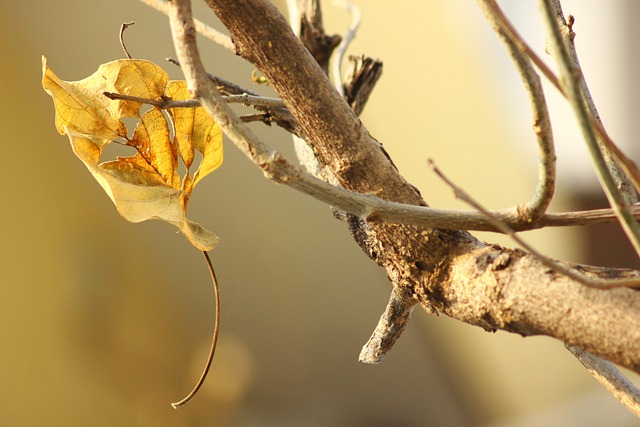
[157,0,640,416]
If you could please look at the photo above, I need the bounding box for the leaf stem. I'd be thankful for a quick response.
[119,21,136,59]
[171,250,220,408]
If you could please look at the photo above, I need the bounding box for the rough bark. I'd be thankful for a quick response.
[200,0,640,373]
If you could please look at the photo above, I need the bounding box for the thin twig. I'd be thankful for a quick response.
[224,94,286,109]
[331,0,361,96]
[171,251,220,408]
[103,91,199,108]
[429,159,640,289]
[138,0,234,52]
[167,58,261,97]
[540,0,640,258]
[478,0,556,222]
[566,344,640,417]
[103,91,285,110]
[119,21,136,59]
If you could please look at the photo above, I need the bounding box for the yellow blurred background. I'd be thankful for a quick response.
[2,0,639,426]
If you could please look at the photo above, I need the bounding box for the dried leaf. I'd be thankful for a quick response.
[130,107,180,189]
[165,80,223,191]
[42,57,223,250]
[42,57,127,146]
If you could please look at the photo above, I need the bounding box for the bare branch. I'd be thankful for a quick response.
[545,3,637,204]
[103,91,284,109]
[169,0,640,376]
[224,93,287,109]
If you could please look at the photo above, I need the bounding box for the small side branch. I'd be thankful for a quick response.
[343,55,383,116]
[359,286,417,364]
[566,344,640,417]
[296,0,342,73]
[103,91,285,109]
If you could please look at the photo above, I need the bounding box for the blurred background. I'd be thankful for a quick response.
[2,0,640,425]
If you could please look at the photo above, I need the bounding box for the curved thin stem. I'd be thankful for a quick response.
[171,250,220,408]
[119,21,136,59]
[478,0,556,222]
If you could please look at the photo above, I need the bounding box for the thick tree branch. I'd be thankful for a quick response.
[440,245,640,373]
[166,0,640,374]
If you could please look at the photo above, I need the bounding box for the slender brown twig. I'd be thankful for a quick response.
[103,91,285,110]
[171,251,220,408]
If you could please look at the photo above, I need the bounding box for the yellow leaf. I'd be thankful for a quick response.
[42,56,127,145]
[68,132,219,250]
[42,57,223,251]
[130,108,180,189]
[165,80,223,188]
[102,60,168,119]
